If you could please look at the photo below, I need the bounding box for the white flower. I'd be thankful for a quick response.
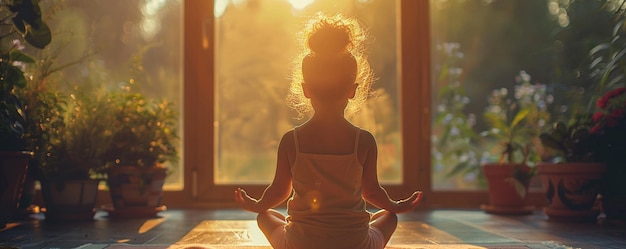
[11,39,25,50]
[450,126,460,136]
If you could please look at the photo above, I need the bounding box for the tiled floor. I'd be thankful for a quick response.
[1,208,625,249]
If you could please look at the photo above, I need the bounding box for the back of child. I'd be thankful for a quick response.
[286,126,372,248]
[234,13,423,249]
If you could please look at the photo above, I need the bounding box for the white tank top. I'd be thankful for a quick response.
[285,127,372,249]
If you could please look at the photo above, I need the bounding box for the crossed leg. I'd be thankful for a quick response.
[369,209,398,245]
[257,209,397,248]
[257,209,287,241]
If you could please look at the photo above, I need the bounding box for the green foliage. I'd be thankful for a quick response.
[479,71,553,197]
[20,88,66,179]
[588,15,626,112]
[481,71,551,165]
[102,84,179,170]
[6,0,52,49]
[540,117,598,163]
[35,87,118,181]
[0,0,51,151]
[483,107,533,164]
[483,105,538,197]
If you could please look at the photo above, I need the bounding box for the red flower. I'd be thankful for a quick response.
[593,87,626,132]
[591,124,601,134]
[593,112,604,122]
[597,87,626,109]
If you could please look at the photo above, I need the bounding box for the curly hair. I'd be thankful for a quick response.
[287,13,374,119]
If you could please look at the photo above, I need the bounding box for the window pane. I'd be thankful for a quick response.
[41,0,183,189]
[215,0,401,184]
[431,0,621,190]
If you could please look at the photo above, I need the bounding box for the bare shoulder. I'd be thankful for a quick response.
[278,129,297,164]
[357,128,377,164]
[358,129,376,147]
[278,130,296,151]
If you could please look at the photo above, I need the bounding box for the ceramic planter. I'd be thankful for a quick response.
[40,179,101,222]
[481,163,534,215]
[537,162,605,222]
[105,166,167,218]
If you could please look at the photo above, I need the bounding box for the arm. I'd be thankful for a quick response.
[234,132,293,213]
[360,131,422,213]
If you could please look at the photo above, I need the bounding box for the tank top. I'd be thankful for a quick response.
[284,127,372,249]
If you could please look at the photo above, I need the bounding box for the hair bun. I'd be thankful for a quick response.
[307,21,351,56]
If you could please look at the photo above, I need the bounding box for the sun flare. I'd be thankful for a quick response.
[288,0,314,10]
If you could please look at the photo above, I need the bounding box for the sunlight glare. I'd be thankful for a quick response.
[140,0,168,40]
[215,0,228,17]
[288,0,314,10]
[138,218,166,234]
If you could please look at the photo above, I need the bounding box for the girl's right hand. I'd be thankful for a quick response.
[394,191,423,213]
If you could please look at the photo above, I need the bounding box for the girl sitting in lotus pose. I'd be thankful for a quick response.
[234,13,423,249]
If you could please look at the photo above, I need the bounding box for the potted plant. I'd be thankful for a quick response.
[102,84,179,218]
[34,86,118,221]
[481,107,536,215]
[556,5,626,221]
[0,0,51,228]
[590,87,626,222]
[479,71,550,215]
[538,117,606,222]
[586,11,626,222]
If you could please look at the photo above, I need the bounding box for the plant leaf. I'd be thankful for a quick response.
[9,50,36,63]
[510,108,530,129]
[505,177,527,198]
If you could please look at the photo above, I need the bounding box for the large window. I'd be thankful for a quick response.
[182,0,424,206]
[39,0,621,208]
[214,0,402,185]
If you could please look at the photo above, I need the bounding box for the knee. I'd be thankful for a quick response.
[256,210,272,223]
[257,209,285,224]
[256,209,287,239]
[371,210,398,227]
[373,209,398,223]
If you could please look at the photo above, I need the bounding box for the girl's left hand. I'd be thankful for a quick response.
[234,187,259,213]
[394,191,423,213]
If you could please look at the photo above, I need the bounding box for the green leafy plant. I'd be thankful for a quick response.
[540,115,598,163]
[102,83,179,171]
[483,107,533,165]
[0,0,51,151]
[588,10,626,113]
[32,86,119,181]
[481,71,552,197]
[482,71,551,165]
[586,6,626,199]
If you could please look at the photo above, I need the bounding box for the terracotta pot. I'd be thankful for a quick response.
[40,179,101,222]
[0,151,31,228]
[481,163,533,215]
[537,162,605,222]
[105,166,167,218]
